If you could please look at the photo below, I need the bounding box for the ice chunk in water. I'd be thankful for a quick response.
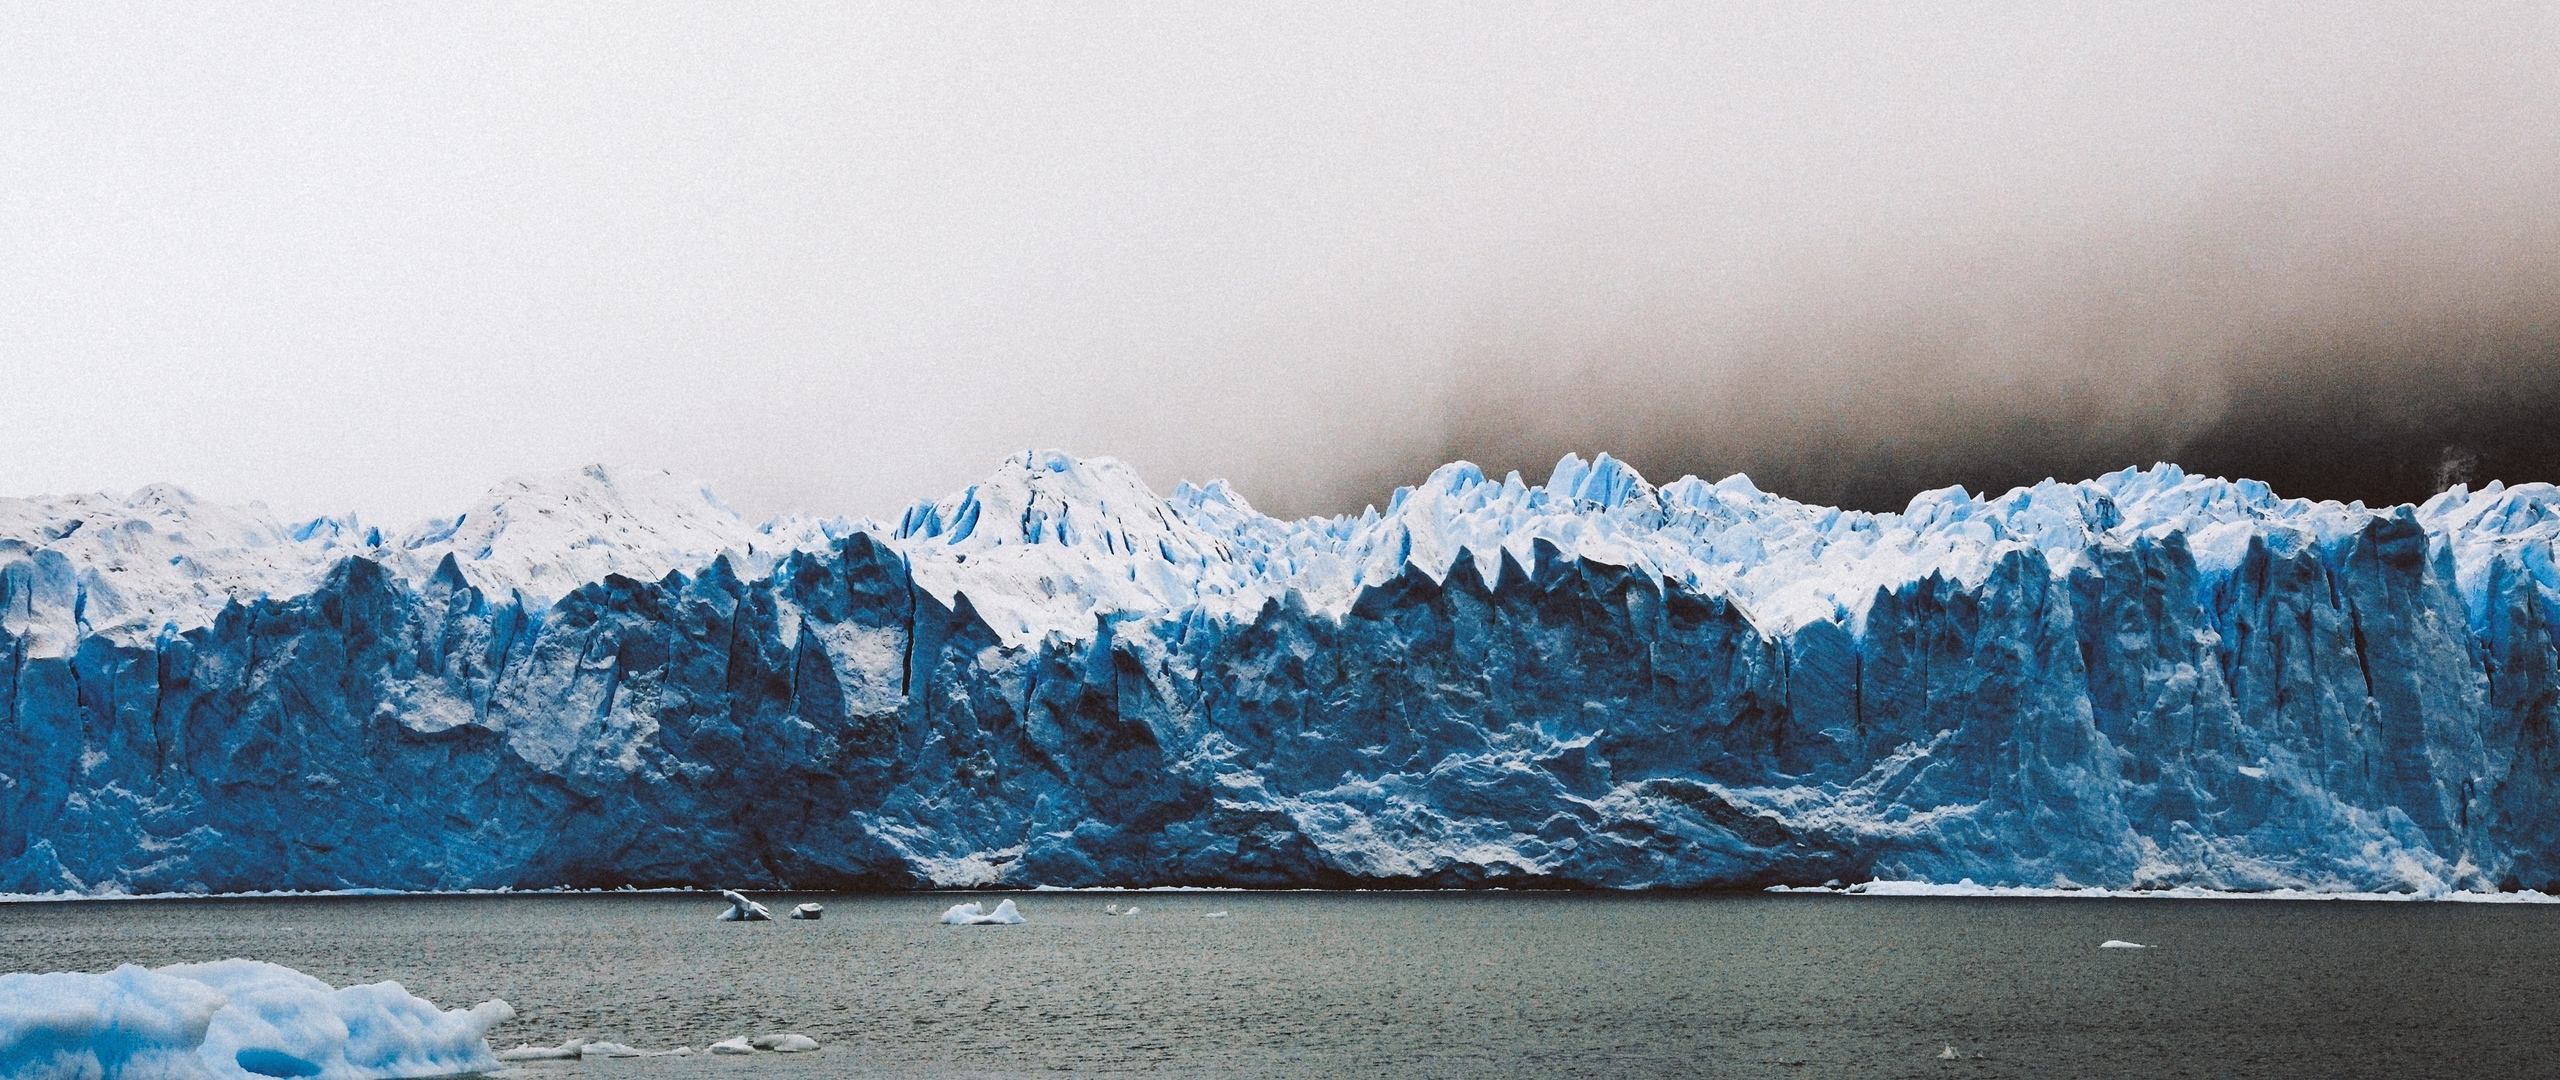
[939,899,1025,925]
[790,903,824,920]
[0,964,224,1079]
[498,1038,587,1060]
[0,959,512,1080]
[585,1042,692,1058]
[498,1039,686,1061]
[718,890,773,922]
[751,1034,819,1052]
[709,1037,756,1055]
[2099,940,2148,949]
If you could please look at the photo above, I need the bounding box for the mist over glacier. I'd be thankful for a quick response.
[6,452,2560,896]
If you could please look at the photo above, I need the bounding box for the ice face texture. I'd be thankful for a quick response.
[0,960,511,1080]
[5,453,2560,893]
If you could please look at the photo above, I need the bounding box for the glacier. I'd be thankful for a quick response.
[5,452,2560,895]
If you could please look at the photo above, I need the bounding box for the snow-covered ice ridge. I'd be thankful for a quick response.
[6,450,2560,895]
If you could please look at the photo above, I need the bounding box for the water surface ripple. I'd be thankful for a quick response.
[4,892,2553,1079]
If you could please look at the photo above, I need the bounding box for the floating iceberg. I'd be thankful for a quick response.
[707,1038,755,1055]
[939,899,1025,925]
[789,903,823,920]
[718,890,772,922]
[585,1041,689,1058]
[11,453,2560,895]
[496,1037,586,1061]
[2099,940,2148,949]
[0,959,511,1080]
[1104,903,1139,916]
[1201,911,1229,919]
[495,1037,691,1061]
[750,1034,819,1052]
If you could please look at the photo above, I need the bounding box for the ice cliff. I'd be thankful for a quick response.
[6,452,2560,894]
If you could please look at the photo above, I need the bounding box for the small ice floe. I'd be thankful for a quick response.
[501,1038,696,1059]
[2099,940,2148,949]
[499,1038,588,1061]
[939,898,1025,925]
[719,889,773,922]
[1938,1045,1961,1060]
[702,1034,819,1055]
[1105,903,1141,916]
[605,1042,692,1057]
[1201,911,1230,919]
[790,902,824,920]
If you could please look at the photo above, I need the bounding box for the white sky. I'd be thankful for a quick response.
[5,3,2556,525]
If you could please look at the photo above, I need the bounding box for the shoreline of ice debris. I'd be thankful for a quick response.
[10,883,2560,905]
[1768,881,2560,903]
[0,885,1254,904]
[0,885,706,904]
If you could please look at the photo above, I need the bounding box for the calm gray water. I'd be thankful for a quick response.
[4,892,2556,1079]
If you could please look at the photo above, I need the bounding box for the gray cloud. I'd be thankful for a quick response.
[1432,183,2560,512]
[2,3,2554,523]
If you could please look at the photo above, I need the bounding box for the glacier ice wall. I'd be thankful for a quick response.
[6,452,2560,894]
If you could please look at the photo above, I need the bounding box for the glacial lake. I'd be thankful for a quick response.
[5,891,2557,1079]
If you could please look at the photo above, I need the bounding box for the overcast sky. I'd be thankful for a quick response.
[6,3,2557,525]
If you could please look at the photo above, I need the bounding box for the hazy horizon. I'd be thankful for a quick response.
[6,3,2556,525]
[0,446,2532,537]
